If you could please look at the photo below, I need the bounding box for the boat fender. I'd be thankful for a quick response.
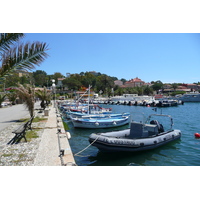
[95,121,99,126]
[66,132,71,139]
[194,133,200,138]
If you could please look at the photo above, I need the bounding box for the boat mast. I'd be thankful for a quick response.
[77,87,91,102]
[87,85,92,115]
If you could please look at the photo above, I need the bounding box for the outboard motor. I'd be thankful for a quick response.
[150,120,164,133]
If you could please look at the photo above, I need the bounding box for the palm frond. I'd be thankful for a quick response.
[0,42,49,78]
[0,93,7,107]
[7,92,18,103]
[0,93,7,101]
[0,33,24,53]
[16,84,35,117]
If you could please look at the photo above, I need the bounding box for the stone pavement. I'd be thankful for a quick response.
[34,103,76,166]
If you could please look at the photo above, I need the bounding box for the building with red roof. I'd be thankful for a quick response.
[123,77,145,87]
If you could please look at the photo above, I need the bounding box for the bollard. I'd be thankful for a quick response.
[59,149,65,157]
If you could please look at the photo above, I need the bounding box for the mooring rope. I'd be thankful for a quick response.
[74,135,100,157]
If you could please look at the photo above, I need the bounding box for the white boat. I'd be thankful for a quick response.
[156,99,179,107]
[66,104,113,119]
[111,94,155,102]
[71,115,130,128]
[179,92,200,102]
[88,114,181,152]
[69,111,130,119]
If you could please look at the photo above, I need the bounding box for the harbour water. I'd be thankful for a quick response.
[64,102,200,166]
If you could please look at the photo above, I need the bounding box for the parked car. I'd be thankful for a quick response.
[1,102,8,107]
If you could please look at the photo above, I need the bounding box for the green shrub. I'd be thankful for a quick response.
[171,91,186,96]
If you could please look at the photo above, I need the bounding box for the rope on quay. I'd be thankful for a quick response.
[74,135,100,157]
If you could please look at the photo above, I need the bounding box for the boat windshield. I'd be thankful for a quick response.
[131,112,146,124]
[146,114,173,132]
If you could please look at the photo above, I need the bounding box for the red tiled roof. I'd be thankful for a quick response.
[57,78,65,81]
[126,77,144,83]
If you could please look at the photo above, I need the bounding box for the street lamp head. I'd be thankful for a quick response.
[52,79,55,83]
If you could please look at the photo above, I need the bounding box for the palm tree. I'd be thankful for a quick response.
[172,83,178,91]
[0,33,48,79]
[7,91,18,105]
[16,84,35,117]
[35,87,52,109]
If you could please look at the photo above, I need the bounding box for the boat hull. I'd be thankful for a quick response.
[72,116,130,129]
[179,93,200,102]
[89,129,181,152]
[70,112,130,119]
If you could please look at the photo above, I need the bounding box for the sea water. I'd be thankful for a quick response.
[65,102,200,166]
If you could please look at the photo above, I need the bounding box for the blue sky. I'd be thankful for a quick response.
[23,33,200,84]
[2,1,200,84]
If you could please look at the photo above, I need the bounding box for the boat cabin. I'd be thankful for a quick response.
[129,120,164,139]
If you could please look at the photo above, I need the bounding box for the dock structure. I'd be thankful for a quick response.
[34,102,76,166]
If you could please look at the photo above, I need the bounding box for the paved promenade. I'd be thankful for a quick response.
[34,104,76,166]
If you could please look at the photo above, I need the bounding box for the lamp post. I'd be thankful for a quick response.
[111,88,114,97]
[52,79,56,107]
[99,90,103,97]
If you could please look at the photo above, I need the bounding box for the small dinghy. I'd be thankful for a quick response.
[88,114,181,152]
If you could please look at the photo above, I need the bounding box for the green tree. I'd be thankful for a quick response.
[62,74,82,90]
[19,74,31,85]
[0,33,49,80]
[171,83,178,91]
[96,74,114,94]
[114,85,123,96]
[135,86,143,95]
[45,74,54,87]
[52,72,65,84]
[110,76,118,81]
[151,80,163,93]
[143,85,153,95]
[79,72,85,76]
[4,72,31,88]
[120,78,127,84]
[81,72,96,88]
[4,73,20,88]
[33,70,47,87]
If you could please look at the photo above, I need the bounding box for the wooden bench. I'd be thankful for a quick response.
[7,116,34,145]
